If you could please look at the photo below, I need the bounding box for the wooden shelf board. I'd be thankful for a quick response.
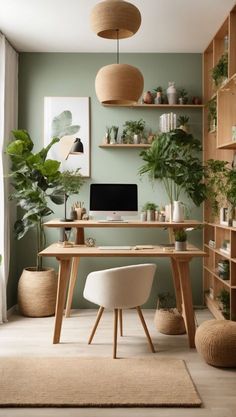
[205,294,225,320]
[205,222,236,231]
[217,141,236,149]
[99,144,151,148]
[203,265,231,288]
[102,103,204,109]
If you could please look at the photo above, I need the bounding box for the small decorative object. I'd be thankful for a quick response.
[140,211,147,222]
[172,200,185,222]
[85,237,96,247]
[147,130,155,144]
[110,125,119,144]
[82,213,89,220]
[143,91,153,104]
[232,125,236,141]
[104,126,111,144]
[209,287,214,300]
[159,213,165,222]
[165,203,172,222]
[220,239,230,255]
[209,239,216,248]
[174,229,187,251]
[178,115,189,133]
[178,88,188,105]
[70,206,77,220]
[166,82,177,105]
[192,96,201,105]
[218,259,230,280]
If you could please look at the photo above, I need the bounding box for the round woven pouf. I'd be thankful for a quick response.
[154,308,186,335]
[195,320,236,368]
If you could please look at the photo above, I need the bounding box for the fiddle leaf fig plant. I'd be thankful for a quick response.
[139,129,206,206]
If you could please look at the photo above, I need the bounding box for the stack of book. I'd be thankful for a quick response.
[159,113,177,133]
[208,239,215,248]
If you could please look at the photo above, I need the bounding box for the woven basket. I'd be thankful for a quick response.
[154,308,186,335]
[195,319,236,367]
[18,267,58,317]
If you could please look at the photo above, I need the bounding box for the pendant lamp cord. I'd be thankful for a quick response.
[116,29,119,64]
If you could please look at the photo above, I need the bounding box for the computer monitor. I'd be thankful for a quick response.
[89,183,138,221]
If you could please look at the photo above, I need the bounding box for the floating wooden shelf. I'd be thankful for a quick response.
[99,144,151,148]
[102,103,204,108]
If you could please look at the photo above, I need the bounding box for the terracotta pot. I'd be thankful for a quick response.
[143,91,153,104]
[18,267,58,317]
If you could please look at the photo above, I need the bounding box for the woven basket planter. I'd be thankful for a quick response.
[18,267,57,317]
[154,308,186,335]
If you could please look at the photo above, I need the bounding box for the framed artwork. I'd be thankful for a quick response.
[44,97,90,177]
[220,207,228,226]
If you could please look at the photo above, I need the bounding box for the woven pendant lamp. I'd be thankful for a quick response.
[90,0,141,39]
[95,63,144,105]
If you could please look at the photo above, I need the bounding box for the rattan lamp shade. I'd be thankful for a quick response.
[95,63,144,105]
[90,0,141,39]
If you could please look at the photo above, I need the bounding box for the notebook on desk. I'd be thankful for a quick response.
[98,246,133,250]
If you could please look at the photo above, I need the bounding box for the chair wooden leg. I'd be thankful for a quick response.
[113,309,119,359]
[136,306,155,353]
[88,306,104,344]
[119,309,123,336]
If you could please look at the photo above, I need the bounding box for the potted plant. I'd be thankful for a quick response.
[217,288,230,319]
[174,228,187,251]
[154,292,186,335]
[142,202,158,221]
[177,115,190,133]
[123,119,145,144]
[205,159,236,224]
[207,98,217,132]
[178,88,188,105]
[6,128,84,317]
[139,129,206,207]
[211,52,228,88]
[153,86,163,104]
[57,169,85,222]
[110,125,119,144]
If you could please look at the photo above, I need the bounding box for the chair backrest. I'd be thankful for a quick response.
[83,263,156,309]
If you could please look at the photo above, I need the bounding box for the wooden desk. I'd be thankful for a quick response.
[39,242,205,349]
[44,219,203,318]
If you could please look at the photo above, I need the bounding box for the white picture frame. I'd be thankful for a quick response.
[220,207,228,226]
[44,97,90,177]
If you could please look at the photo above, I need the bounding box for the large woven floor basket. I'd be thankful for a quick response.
[18,267,58,317]
[154,308,186,335]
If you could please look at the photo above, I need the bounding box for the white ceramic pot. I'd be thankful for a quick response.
[175,241,187,251]
[173,201,184,222]
[166,81,177,105]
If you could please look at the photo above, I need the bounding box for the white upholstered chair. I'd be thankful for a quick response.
[83,263,157,358]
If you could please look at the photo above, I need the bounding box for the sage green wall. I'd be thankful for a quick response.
[16,52,202,308]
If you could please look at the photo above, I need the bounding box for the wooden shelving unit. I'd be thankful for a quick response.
[203,4,236,321]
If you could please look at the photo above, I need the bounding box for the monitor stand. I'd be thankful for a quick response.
[106,214,123,221]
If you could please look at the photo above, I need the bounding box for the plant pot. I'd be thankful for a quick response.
[154,308,186,335]
[18,267,58,317]
[175,241,187,251]
[172,201,184,222]
[133,134,141,144]
[146,209,155,221]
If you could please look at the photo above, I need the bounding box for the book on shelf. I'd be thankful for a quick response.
[208,239,215,248]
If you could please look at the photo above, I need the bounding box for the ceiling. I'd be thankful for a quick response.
[0,0,235,53]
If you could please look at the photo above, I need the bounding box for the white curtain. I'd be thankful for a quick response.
[0,34,18,323]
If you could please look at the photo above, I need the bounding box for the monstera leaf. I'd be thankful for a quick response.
[51,110,80,138]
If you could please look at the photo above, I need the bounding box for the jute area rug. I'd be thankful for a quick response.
[0,357,201,408]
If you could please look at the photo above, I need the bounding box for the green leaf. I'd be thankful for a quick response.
[6,140,25,156]
[51,110,80,138]
[11,130,33,151]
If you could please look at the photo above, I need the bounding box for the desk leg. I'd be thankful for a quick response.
[170,258,182,313]
[65,257,80,318]
[177,259,195,348]
[53,258,71,344]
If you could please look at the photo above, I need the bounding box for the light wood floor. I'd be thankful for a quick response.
[0,308,236,417]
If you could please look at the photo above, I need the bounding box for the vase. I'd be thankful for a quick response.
[133,134,141,144]
[166,82,177,105]
[154,92,162,104]
[175,241,187,251]
[143,91,153,104]
[173,201,184,222]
